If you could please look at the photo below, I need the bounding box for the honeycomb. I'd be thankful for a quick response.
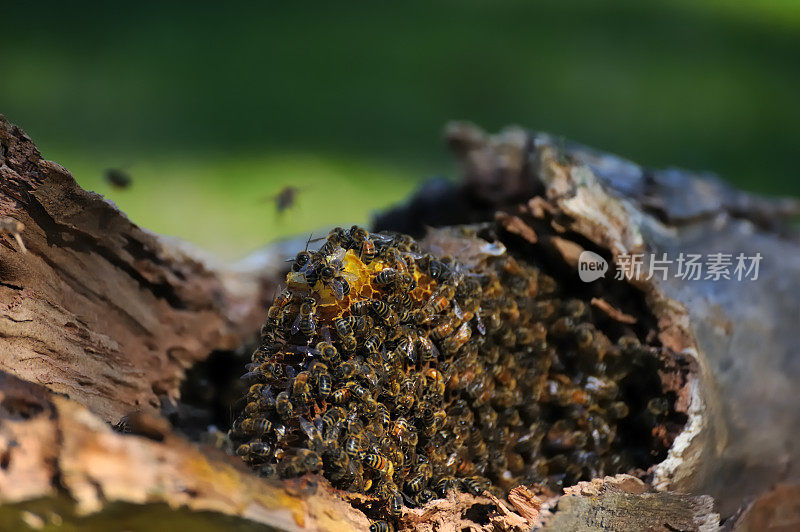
[230,226,676,523]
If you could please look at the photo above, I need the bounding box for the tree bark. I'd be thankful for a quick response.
[3,116,796,530]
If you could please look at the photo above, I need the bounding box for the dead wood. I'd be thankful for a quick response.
[0,115,276,423]
[2,116,793,530]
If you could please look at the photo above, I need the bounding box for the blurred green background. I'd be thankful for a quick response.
[2,0,799,259]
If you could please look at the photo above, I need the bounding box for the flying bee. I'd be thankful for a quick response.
[276,391,293,420]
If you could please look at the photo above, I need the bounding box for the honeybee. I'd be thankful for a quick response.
[235,443,251,457]
[354,316,374,337]
[375,268,398,286]
[387,489,403,516]
[344,433,363,459]
[430,318,455,341]
[257,464,277,478]
[291,249,313,272]
[370,520,393,532]
[350,227,376,263]
[296,297,318,337]
[316,227,346,256]
[351,300,371,316]
[266,304,284,328]
[442,322,472,354]
[317,372,332,400]
[347,381,371,403]
[276,391,293,420]
[406,474,425,494]
[240,417,273,436]
[433,476,460,496]
[370,300,398,327]
[425,284,456,315]
[363,452,394,476]
[331,387,351,404]
[340,334,358,353]
[249,441,273,460]
[392,417,417,447]
[463,475,490,496]
[333,317,354,338]
[317,341,341,366]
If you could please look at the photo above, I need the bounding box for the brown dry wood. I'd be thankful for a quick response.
[0,371,370,531]
[0,115,274,423]
[0,116,727,530]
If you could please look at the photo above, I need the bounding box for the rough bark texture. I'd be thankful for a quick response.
[0,116,276,423]
[378,122,800,516]
[0,371,371,530]
[0,116,794,530]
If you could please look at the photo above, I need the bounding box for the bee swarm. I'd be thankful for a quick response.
[230,225,682,524]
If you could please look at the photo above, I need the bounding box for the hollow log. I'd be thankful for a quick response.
[2,115,797,529]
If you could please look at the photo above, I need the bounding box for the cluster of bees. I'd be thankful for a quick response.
[230,226,672,528]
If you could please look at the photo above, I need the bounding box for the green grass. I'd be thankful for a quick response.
[2,0,799,258]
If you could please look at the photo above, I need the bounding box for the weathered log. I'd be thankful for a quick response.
[2,116,795,529]
[0,115,277,423]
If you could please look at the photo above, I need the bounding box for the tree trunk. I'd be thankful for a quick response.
[1,116,796,530]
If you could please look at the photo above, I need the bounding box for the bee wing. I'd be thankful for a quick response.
[370,233,394,244]
[294,345,320,355]
[329,278,345,300]
[299,416,323,452]
[290,313,302,335]
[474,312,487,336]
[240,370,262,382]
[261,385,276,406]
[428,339,441,361]
[452,299,464,320]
